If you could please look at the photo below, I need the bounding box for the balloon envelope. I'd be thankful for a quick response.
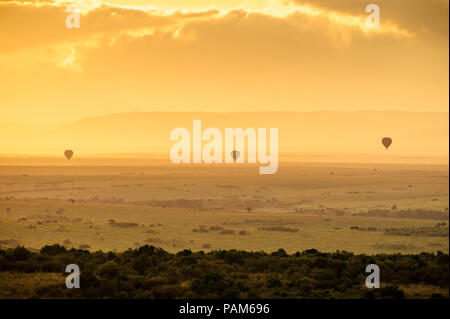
[64,150,74,160]
[231,150,240,160]
[382,137,392,149]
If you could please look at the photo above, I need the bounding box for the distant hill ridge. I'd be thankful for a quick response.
[60,111,448,155]
[1,111,448,156]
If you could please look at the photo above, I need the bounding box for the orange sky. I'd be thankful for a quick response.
[0,0,448,125]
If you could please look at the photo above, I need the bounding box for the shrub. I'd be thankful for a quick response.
[6,246,32,261]
[41,244,67,256]
[0,244,447,299]
[97,261,120,280]
[380,285,405,299]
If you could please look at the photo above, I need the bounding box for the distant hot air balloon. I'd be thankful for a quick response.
[231,150,240,160]
[382,137,392,150]
[64,150,74,160]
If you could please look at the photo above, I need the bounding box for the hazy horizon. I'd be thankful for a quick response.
[1,110,448,160]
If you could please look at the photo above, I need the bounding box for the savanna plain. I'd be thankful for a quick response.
[0,156,448,298]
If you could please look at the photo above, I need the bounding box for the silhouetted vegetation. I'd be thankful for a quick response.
[108,220,139,228]
[353,209,448,220]
[383,227,449,237]
[0,245,448,299]
[350,226,378,232]
[258,226,299,233]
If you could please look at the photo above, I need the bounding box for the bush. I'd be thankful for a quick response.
[267,277,282,288]
[0,244,447,299]
[41,244,67,256]
[132,255,152,275]
[380,285,405,299]
[6,246,32,261]
[97,261,120,280]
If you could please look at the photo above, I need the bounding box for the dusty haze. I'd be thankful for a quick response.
[1,111,448,162]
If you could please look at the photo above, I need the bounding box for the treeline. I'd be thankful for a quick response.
[0,245,448,299]
[352,209,448,221]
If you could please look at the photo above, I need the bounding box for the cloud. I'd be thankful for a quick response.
[0,0,423,73]
[0,0,447,123]
[0,0,419,55]
[293,0,449,38]
[0,1,219,53]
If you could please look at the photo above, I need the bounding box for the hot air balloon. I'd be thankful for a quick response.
[231,150,240,160]
[382,137,392,150]
[64,150,74,160]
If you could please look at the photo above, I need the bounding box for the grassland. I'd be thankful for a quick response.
[0,160,448,254]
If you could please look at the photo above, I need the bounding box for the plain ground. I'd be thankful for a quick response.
[0,159,448,254]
